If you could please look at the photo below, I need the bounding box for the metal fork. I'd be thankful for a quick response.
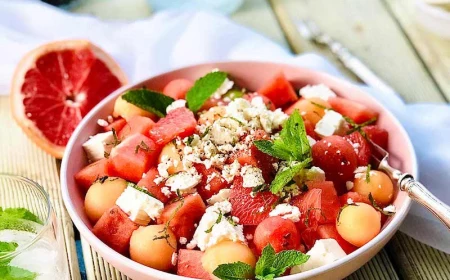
[369,141,450,229]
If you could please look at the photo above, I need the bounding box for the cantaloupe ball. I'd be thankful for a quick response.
[202,241,256,278]
[158,142,185,175]
[113,95,155,121]
[353,170,394,205]
[198,106,226,125]
[336,203,381,247]
[84,177,127,223]
[286,97,330,125]
[130,225,177,271]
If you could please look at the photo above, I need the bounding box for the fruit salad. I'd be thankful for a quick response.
[75,70,397,279]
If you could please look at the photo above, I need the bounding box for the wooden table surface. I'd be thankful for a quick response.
[3,1,447,280]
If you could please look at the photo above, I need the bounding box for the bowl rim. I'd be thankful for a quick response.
[61,60,417,280]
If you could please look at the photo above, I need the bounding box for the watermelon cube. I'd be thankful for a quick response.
[103,118,127,133]
[194,164,229,200]
[107,134,159,183]
[257,72,298,108]
[149,107,197,147]
[177,249,212,279]
[362,125,389,149]
[339,192,371,206]
[92,206,139,255]
[118,115,155,139]
[158,194,206,240]
[344,131,371,166]
[137,168,175,203]
[75,158,110,191]
[301,227,320,250]
[317,224,357,254]
[306,181,340,225]
[292,188,322,233]
[328,97,378,124]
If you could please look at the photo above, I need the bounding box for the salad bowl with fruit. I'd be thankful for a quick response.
[61,62,417,280]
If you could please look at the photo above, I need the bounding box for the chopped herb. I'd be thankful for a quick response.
[201,126,211,138]
[309,101,329,110]
[344,116,377,137]
[226,216,238,227]
[186,135,195,146]
[134,140,151,154]
[300,184,309,192]
[103,151,110,159]
[252,184,269,193]
[304,207,326,226]
[121,89,175,117]
[205,211,223,233]
[111,128,121,147]
[336,204,359,225]
[152,234,170,241]
[96,176,109,184]
[270,159,311,194]
[365,164,372,183]
[127,182,156,198]
[186,71,228,113]
[369,193,395,216]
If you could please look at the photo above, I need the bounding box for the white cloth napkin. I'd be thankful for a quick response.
[1,0,449,254]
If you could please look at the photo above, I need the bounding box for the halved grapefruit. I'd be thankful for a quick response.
[10,40,127,158]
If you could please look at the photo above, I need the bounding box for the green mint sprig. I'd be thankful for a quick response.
[0,242,18,255]
[121,89,175,118]
[0,207,42,225]
[270,160,311,194]
[186,71,228,113]
[0,266,37,280]
[213,244,309,280]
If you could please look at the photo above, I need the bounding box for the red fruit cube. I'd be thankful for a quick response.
[254,216,300,254]
[194,164,229,200]
[177,249,212,279]
[328,97,378,124]
[258,72,298,107]
[75,158,110,191]
[292,188,322,232]
[149,107,197,147]
[107,134,159,183]
[163,79,193,100]
[118,115,155,139]
[317,224,357,254]
[229,176,278,225]
[344,132,371,166]
[158,194,206,240]
[362,125,389,150]
[339,192,371,205]
[92,206,139,255]
[103,118,127,133]
[301,227,320,250]
[306,181,340,225]
[137,168,175,203]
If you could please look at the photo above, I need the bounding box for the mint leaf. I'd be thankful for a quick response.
[0,208,42,225]
[270,159,311,194]
[269,250,309,276]
[127,182,156,198]
[254,110,311,162]
[212,261,254,280]
[255,245,276,276]
[0,266,37,280]
[0,242,18,255]
[121,89,175,118]
[186,71,228,113]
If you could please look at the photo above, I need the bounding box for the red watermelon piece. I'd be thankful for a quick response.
[317,224,357,254]
[229,176,278,225]
[344,131,371,166]
[137,168,175,203]
[92,206,139,255]
[339,192,371,205]
[118,115,155,139]
[149,107,197,147]
[362,125,389,149]
[75,158,110,191]
[177,249,212,279]
[194,164,230,200]
[306,181,340,225]
[103,118,127,133]
[301,227,320,250]
[158,194,206,240]
[328,97,378,124]
[292,188,322,233]
[107,134,159,183]
[257,72,298,108]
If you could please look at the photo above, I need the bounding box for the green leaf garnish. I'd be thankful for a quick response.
[213,261,254,280]
[205,211,223,233]
[213,244,309,280]
[369,193,395,216]
[254,110,311,162]
[186,71,228,113]
[121,89,175,118]
[365,164,371,183]
[0,265,37,280]
[0,208,42,225]
[270,159,311,194]
[0,242,18,255]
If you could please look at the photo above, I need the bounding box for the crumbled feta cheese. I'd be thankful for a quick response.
[299,84,337,101]
[241,165,265,188]
[209,118,241,145]
[354,166,368,173]
[153,176,164,185]
[346,181,354,191]
[161,187,172,197]
[307,166,326,181]
[116,186,164,225]
[383,205,396,213]
[314,110,346,138]
[97,119,109,127]
[222,160,241,183]
[207,189,231,205]
[291,239,347,274]
[307,135,317,147]
[165,168,202,193]
[269,203,301,222]
[347,198,354,204]
[171,252,178,266]
[246,234,253,240]
[258,206,265,213]
[166,99,187,113]
[82,131,114,162]
[212,78,234,99]
[179,237,188,245]
[189,201,245,251]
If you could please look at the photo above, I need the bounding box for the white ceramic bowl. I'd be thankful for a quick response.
[61,61,417,280]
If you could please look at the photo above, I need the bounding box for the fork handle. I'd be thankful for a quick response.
[400,175,450,229]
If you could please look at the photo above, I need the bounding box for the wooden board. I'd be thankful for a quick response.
[0,96,81,280]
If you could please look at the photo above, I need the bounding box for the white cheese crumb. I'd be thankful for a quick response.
[161,187,172,197]
[307,135,317,147]
[222,160,241,183]
[269,203,301,222]
[383,205,396,213]
[258,206,265,213]
[165,168,202,193]
[166,99,187,113]
[246,234,253,240]
[107,115,114,123]
[315,110,345,138]
[241,165,265,188]
[207,189,231,205]
[82,131,114,162]
[299,84,337,101]
[347,198,354,204]
[171,252,178,266]
[179,237,188,245]
[97,119,109,127]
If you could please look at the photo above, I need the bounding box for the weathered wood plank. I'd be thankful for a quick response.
[280,0,446,103]
[385,0,450,102]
